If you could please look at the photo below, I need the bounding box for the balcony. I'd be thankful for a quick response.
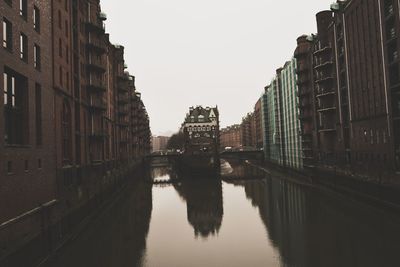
[387,27,397,43]
[89,130,108,139]
[118,121,129,127]
[87,57,106,73]
[99,12,107,21]
[316,75,334,84]
[117,74,130,82]
[301,138,312,146]
[316,89,335,98]
[86,20,105,34]
[118,83,129,93]
[318,127,336,133]
[87,78,106,93]
[385,4,394,19]
[302,154,314,160]
[118,96,129,105]
[302,136,312,144]
[317,106,336,113]
[87,38,106,54]
[313,46,331,55]
[314,60,334,70]
[389,50,399,65]
[89,99,107,112]
[118,107,129,116]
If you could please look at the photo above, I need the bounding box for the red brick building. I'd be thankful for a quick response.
[0,0,56,226]
[0,0,151,263]
[241,113,253,147]
[220,124,241,149]
[295,0,400,179]
[253,98,264,149]
[222,98,264,151]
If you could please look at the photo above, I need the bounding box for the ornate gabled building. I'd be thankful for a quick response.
[181,106,220,173]
[183,106,219,153]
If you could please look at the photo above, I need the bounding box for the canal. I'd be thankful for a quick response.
[44,160,400,267]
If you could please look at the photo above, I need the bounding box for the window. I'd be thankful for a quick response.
[7,161,12,174]
[19,0,27,20]
[4,67,29,145]
[2,18,12,50]
[4,0,12,7]
[65,20,68,37]
[59,66,63,85]
[24,160,28,171]
[66,72,69,90]
[370,129,374,145]
[35,84,42,145]
[62,100,72,163]
[38,159,42,169]
[34,44,40,70]
[59,38,62,57]
[20,33,28,61]
[58,10,62,29]
[66,45,69,63]
[33,6,40,32]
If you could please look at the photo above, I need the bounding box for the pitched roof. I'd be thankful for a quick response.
[184,106,219,123]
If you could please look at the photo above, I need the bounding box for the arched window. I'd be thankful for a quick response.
[62,99,72,164]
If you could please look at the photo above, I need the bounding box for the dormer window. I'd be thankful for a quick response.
[198,115,205,122]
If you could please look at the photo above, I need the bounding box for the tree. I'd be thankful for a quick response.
[167,131,184,150]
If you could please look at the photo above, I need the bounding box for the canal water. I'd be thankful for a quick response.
[46,160,400,267]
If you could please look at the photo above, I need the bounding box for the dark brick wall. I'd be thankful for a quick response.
[343,0,397,174]
[0,0,56,223]
[295,0,400,176]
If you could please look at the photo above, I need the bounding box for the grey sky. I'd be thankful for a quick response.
[101,0,333,135]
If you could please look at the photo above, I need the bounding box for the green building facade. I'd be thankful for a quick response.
[261,58,303,170]
[280,58,303,170]
[262,78,283,165]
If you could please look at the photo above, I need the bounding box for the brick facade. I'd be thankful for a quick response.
[294,0,400,179]
[0,0,151,262]
[220,124,241,149]
[0,0,56,224]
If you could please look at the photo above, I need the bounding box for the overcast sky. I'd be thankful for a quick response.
[101,0,333,136]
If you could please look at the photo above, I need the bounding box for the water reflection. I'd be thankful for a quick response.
[45,161,400,267]
[44,180,152,267]
[173,179,223,238]
[243,174,400,267]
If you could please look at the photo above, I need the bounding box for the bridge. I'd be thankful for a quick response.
[220,149,264,161]
[145,152,181,166]
[146,149,264,167]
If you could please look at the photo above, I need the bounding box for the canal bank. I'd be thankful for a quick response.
[0,161,147,267]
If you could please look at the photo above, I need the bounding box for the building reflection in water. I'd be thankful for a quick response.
[173,172,223,238]
[242,171,400,267]
[44,179,153,267]
[150,165,171,180]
